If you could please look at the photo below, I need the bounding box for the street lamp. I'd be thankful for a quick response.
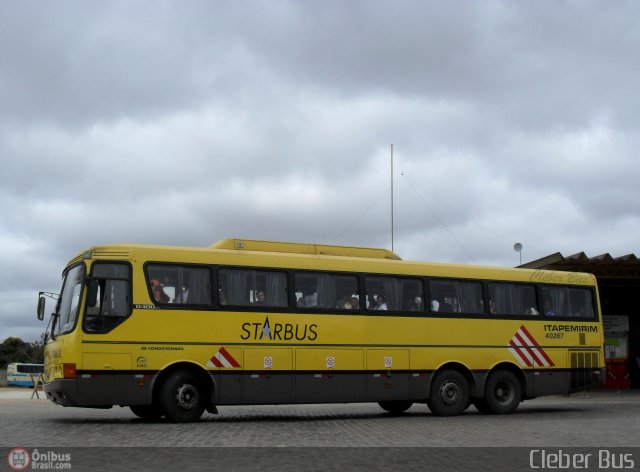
[514,242,523,266]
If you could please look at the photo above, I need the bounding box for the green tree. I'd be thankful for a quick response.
[29,339,45,364]
[0,337,44,367]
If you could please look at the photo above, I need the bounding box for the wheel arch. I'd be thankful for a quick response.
[429,361,477,397]
[151,361,216,407]
[483,361,526,397]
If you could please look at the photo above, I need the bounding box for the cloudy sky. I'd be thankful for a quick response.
[1,0,639,341]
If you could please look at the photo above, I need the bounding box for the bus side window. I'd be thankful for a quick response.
[541,286,565,317]
[428,279,482,315]
[218,268,287,308]
[147,265,212,305]
[84,263,131,333]
[294,272,358,311]
[568,288,595,318]
[540,286,595,319]
[365,276,423,312]
[488,282,538,316]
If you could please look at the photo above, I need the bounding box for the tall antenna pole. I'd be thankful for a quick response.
[391,143,394,252]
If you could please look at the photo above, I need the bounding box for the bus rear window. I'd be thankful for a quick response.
[541,286,595,318]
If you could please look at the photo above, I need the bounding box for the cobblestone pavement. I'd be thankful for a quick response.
[1,389,639,471]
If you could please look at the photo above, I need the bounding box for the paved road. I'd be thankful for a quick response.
[1,389,639,471]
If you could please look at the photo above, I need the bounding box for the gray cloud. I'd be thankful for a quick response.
[1,0,639,340]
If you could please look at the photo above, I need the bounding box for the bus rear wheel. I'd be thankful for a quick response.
[427,369,469,416]
[378,401,413,414]
[481,370,522,414]
[159,371,206,423]
[130,404,163,420]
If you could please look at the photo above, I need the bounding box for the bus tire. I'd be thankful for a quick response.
[378,401,413,414]
[427,369,469,416]
[130,404,164,420]
[482,370,521,415]
[159,371,206,423]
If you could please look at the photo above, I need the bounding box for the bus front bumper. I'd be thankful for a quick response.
[43,374,154,408]
[43,379,84,407]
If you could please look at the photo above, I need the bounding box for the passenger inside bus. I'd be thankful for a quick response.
[255,290,266,305]
[302,290,317,308]
[219,288,228,305]
[438,299,454,313]
[366,294,375,309]
[409,297,422,311]
[150,279,170,303]
[176,286,189,303]
[430,299,439,312]
[376,295,388,310]
[350,297,360,310]
[544,299,556,316]
[489,299,497,314]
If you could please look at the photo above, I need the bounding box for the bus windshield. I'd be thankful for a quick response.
[54,264,85,336]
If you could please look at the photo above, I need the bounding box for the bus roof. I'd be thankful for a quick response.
[210,238,402,260]
[69,239,597,286]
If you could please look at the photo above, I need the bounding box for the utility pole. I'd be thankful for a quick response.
[391,144,394,252]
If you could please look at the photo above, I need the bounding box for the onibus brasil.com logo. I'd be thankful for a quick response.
[7,448,71,470]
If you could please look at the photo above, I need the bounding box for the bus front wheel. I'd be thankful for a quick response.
[130,404,163,420]
[482,370,521,415]
[159,371,206,423]
[427,369,469,416]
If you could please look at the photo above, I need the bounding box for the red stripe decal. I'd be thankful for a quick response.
[520,325,555,366]
[519,326,539,346]
[509,340,533,367]
[514,332,541,366]
[515,330,547,367]
[219,347,241,368]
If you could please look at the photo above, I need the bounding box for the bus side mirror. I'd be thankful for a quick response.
[87,279,99,307]
[37,296,46,321]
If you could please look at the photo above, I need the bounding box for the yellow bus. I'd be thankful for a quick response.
[37,238,604,422]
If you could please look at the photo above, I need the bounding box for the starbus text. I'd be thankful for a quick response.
[240,321,318,341]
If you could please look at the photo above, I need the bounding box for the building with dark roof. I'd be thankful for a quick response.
[521,252,640,389]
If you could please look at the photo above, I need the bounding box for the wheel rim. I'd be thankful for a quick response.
[176,384,199,410]
[494,381,514,405]
[439,380,462,406]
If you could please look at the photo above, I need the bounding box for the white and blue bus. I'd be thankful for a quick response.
[7,363,44,387]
